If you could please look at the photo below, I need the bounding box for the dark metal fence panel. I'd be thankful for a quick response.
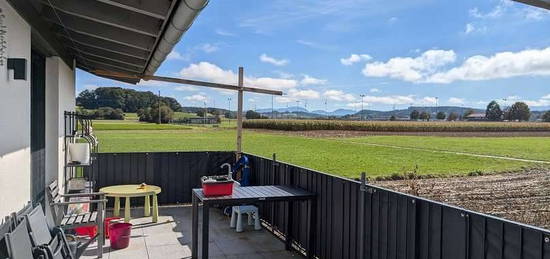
[245,153,550,259]
[85,152,235,204]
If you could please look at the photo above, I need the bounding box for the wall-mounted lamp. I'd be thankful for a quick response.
[7,58,26,80]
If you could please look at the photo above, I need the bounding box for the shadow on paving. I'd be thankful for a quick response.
[81,205,302,259]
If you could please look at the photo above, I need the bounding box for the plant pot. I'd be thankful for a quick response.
[68,143,90,164]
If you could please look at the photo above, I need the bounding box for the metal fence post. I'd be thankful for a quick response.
[272,153,277,184]
[358,172,366,259]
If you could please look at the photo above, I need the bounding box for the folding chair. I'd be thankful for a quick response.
[26,206,75,259]
[4,218,36,259]
[45,180,106,258]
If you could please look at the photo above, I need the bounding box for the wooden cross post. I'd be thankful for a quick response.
[237,67,244,157]
[89,68,282,160]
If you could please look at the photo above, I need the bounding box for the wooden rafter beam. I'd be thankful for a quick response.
[91,69,284,96]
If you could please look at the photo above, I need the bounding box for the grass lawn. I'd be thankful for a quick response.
[341,136,550,162]
[94,125,544,178]
[92,120,192,130]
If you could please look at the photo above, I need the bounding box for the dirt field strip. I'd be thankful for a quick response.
[338,140,550,164]
[374,169,550,229]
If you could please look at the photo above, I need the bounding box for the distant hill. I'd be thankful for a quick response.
[352,106,485,120]
[256,106,485,119]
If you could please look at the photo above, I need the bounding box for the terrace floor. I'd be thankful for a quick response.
[81,205,302,259]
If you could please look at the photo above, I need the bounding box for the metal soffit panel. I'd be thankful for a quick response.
[513,0,550,10]
[37,0,178,84]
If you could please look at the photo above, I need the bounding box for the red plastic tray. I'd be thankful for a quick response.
[201,175,233,196]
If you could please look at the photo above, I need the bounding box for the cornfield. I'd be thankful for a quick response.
[243,119,550,132]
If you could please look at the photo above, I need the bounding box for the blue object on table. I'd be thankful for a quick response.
[232,155,250,186]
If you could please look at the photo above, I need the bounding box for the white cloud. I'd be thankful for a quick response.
[198,43,219,53]
[465,23,475,34]
[469,0,548,21]
[296,40,335,50]
[388,17,398,24]
[340,54,372,66]
[369,88,380,93]
[323,90,356,102]
[260,54,289,66]
[464,23,487,35]
[525,8,548,20]
[81,84,100,91]
[363,47,550,84]
[300,75,327,85]
[427,47,550,83]
[524,99,550,107]
[347,102,364,109]
[184,94,208,102]
[290,89,320,99]
[420,96,438,105]
[180,62,298,91]
[276,89,321,103]
[362,49,456,82]
[215,29,236,37]
[362,95,415,105]
[166,50,189,61]
[275,96,295,103]
[273,71,294,79]
[542,94,550,100]
[448,97,465,105]
[174,86,198,91]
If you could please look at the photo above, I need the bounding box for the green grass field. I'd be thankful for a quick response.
[93,121,549,178]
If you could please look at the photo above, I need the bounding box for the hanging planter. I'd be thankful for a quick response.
[68,143,91,165]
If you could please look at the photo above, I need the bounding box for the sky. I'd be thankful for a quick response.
[76,0,550,112]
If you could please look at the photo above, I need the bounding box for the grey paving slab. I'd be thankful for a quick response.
[81,205,301,259]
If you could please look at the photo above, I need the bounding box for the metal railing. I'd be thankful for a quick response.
[85,151,550,258]
[245,153,550,259]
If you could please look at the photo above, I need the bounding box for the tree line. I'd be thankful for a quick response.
[409,100,550,122]
[77,87,183,113]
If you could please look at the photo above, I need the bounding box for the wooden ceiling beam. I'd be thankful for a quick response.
[91,70,284,96]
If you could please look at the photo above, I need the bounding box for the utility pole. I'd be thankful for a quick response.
[157,90,161,124]
[203,101,207,124]
[236,67,244,157]
[360,94,365,121]
[271,96,274,119]
[324,98,328,119]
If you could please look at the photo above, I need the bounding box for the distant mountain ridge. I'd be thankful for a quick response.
[256,106,485,119]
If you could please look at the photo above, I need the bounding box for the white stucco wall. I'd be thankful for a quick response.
[0,0,32,217]
[45,57,75,191]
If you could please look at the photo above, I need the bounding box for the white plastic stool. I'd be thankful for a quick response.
[230,205,261,232]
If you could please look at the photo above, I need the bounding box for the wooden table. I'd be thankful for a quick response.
[99,184,162,223]
[191,185,316,259]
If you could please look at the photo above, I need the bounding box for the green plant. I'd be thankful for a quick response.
[486,100,503,121]
[508,102,531,121]
[410,110,420,120]
[419,111,431,121]
[436,111,446,120]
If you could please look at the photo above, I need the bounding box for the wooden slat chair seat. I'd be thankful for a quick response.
[60,212,97,228]
[46,180,106,258]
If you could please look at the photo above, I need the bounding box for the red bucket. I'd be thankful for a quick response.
[104,217,122,238]
[109,223,132,249]
[75,226,97,238]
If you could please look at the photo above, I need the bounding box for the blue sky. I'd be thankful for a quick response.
[76,0,550,111]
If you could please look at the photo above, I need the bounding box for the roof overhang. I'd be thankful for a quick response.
[8,0,208,84]
[513,0,550,10]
